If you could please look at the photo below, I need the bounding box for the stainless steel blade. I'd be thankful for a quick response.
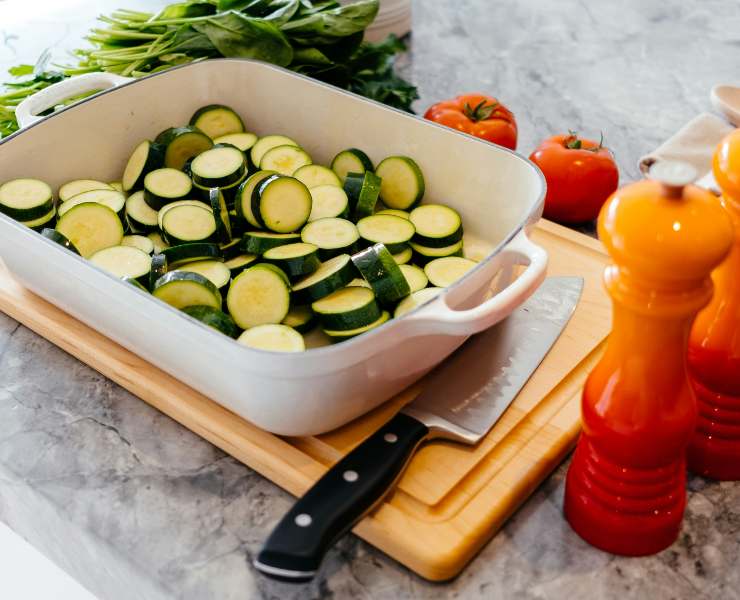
[403,276,583,444]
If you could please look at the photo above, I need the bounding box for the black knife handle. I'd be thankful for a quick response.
[254,413,429,582]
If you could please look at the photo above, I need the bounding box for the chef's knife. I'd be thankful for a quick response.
[254,276,583,582]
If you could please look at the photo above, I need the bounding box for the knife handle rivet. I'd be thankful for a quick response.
[343,470,359,482]
[383,433,398,443]
[294,513,312,527]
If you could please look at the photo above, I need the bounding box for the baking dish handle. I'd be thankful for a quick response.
[403,229,548,336]
[15,72,134,129]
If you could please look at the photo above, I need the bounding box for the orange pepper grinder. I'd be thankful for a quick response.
[687,129,740,480]
[564,161,734,555]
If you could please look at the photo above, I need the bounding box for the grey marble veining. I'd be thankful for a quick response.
[1,1,740,598]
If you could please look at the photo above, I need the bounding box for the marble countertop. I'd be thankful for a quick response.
[1,1,740,598]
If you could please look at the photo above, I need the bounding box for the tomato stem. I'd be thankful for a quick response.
[565,129,606,153]
[463,99,498,122]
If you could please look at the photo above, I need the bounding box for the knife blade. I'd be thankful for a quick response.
[254,276,583,582]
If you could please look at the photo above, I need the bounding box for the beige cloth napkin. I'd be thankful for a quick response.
[639,113,735,194]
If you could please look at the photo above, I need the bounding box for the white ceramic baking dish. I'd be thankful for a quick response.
[0,60,547,436]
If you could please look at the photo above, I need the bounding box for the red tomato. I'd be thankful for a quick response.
[424,94,518,150]
[529,132,619,223]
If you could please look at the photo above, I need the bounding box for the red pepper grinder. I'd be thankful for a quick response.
[687,129,740,479]
[564,161,734,555]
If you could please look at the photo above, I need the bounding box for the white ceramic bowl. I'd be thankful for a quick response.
[0,60,547,436]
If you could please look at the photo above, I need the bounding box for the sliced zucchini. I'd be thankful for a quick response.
[424,256,477,288]
[250,135,298,168]
[157,199,211,231]
[237,324,304,352]
[59,189,126,220]
[376,208,410,220]
[394,287,444,318]
[58,179,112,202]
[344,171,381,219]
[41,228,80,255]
[352,243,410,305]
[213,132,258,153]
[392,246,413,265]
[155,126,214,170]
[125,190,160,232]
[259,144,312,176]
[410,240,464,265]
[251,175,311,233]
[194,170,247,210]
[147,231,170,254]
[56,203,123,258]
[143,168,193,210]
[224,253,258,275]
[149,253,168,291]
[293,164,341,189]
[162,242,221,266]
[161,204,216,246]
[121,234,155,254]
[308,185,349,221]
[281,304,317,334]
[348,277,371,288]
[263,242,320,278]
[409,204,463,247]
[190,105,244,139]
[220,237,243,260]
[399,264,428,293]
[182,305,239,338]
[208,188,232,244]
[22,207,56,231]
[177,259,231,289]
[109,181,124,192]
[376,156,425,210]
[152,271,221,310]
[312,286,381,331]
[291,253,356,303]
[0,178,54,221]
[90,245,151,285]
[300,217,359,260]
[324,311,390,342]
[229,209,246,237]
[242,231,301,255]
[227,264,291,329]
[122,140,165,192]
[236,170,276,228]
[191,145,246,188]
[357,214,415,254]
[330,148,374,182]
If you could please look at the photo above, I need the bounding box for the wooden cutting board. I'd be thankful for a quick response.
[0,219,611,581]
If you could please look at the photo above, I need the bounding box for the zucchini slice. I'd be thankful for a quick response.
[356,214,415,254]
[213,132,258,153]
[224,253,258,275]
[149,252,168,291]
[409,204,463,247]
[147,231,170,254]
[394,287,444,318]
[263,242,320,278]
[193,170,246,210]
[291,253,356,303]
[250,135,298,168]
[237,324,305,353]
[190,104,244,139]
[125,190,160,232]
[259,144,312,175]
[108,181,124,192]
[376,208,410,220]
[236,170,276,228]
[227,264,291,329]
[0,178,54,221]
[376,156,425,210]
[330,148,374,182]
[242,231,301,255]
[155,126,214,170]
[399,264,428,293]
[312,285,381,331]
[281,304,317,334]
[144,168,193,210]
[300,217,359,260]
[208,188,232,244]
[348,277,371,289]
[308,185,349,221]
[352,243,410,305]
[158,199,211,231]
[343,171,381,220]
[152,271,221,310]
[293,164,341,189]
[177,259,231,289]
[121,234,155,255]
[90,245,151,285]
[56,203,123,258]
[251,175,311,233]
[182,305,240,338]
[392,246,413,265]
[59,189,126,220]
[22,207,57,231]
[424,256,477,287]
[410,240,464,265]
[220,237,243,260]
[162,242,221,266]
[324,311,390,342]
[122,140,165,192]
[190,145,246,188]
[58,179,112,202]
[161,204,217,246]
[41,228,80,255]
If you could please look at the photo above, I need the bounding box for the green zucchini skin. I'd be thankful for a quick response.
[0,178,54,221]
[122,140,165,192]
[41,228,80,255]
[291,254,357,304]
[189,105,244,139]
[330,148,374,182]
[149,253,168,291]
[219,237,243,260]
[263,243,321,279]
[193,171,247,211]
[242,231,301,255]
[409,240,464,265]
[23,208,57,232]
[281,305,317,334]
[409,204,463,248]
[351,243,411,305]
[224,253,258,276]
[152,271,222,310]
[125,191,160,233]
[324,311,391,342]
[143,168,193,211]
[182,304,240,338]
[312,286,381,331]
[191,145,247,189]
[343,171,381,220]
[208,188,233,245]
[161,242,222,267]
[155,126,214,170]
[356,214,416,254]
